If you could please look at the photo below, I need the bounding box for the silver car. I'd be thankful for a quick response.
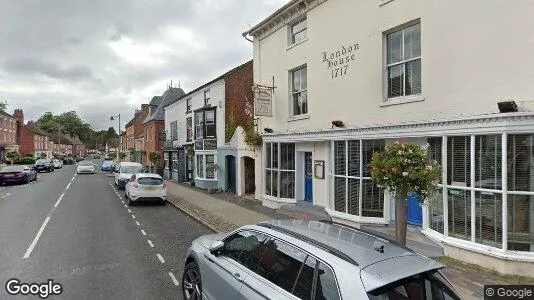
[181,219,460,300]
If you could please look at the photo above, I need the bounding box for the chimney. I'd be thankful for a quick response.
[13,109,24,126]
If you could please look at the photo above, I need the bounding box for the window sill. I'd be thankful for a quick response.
[380,95,425,107]
[379,0,395,6]
[287,114,310,122]
[286,38,308,51]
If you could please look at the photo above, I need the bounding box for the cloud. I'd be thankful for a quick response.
[0,0,291,130]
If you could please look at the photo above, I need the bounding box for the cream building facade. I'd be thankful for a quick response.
[244,0,534,275]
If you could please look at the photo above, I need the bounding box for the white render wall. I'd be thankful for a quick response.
[253,0,534,133]
[164,79,226,147]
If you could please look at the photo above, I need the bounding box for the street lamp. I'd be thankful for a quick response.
[110,114,121,153]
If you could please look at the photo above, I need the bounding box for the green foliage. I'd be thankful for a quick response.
[38,153,47,159]
[244,130,262,150]
[5,151,20,163]
[14,156,36,165]
[186,147,195,156]
[0,100,7,111]
[370,141,441,202]
[206,164,219,173]
[225,107,238,142]
[118,152,127,160]
[108,152,117,160]
[149,152,161,165]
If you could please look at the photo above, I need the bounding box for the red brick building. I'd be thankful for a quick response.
[14,110,54,158]
[141,88,185,169]
[124,104,149,162]
[0,110,19,163]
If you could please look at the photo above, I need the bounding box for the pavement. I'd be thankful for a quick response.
[165,180,534,300]
[0,163,211,299]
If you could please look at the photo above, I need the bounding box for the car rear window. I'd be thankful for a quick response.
[367,271,460,300]
[1,166,24,172]
[137,177,163,185]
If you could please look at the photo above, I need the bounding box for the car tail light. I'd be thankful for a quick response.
[132,181,139,189]
[16,172,25,177]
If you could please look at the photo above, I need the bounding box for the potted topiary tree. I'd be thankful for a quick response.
[6,151,20,165]
[370,141,441,246]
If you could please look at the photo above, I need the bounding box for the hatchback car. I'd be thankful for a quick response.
[0,165,37,184]
[124,173,167,206]
[114,162,144,190]
[53,159,63,169]
[100,160,115,172]
[181,219,460,300]
[76,160,95,174]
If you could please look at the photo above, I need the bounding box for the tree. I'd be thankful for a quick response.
[0,100,7,111]
[118,151,126,161]
[108,152,117,160]
[39,153,47,159]
[6,151,20,165]
[149,152,161,172]
[370,141,441,246]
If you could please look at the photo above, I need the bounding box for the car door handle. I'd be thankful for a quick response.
[233,272,243,282]
[204,254,214,263]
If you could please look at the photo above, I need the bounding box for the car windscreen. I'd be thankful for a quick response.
[35,159,49,164]
[1,166,24,172]
[121,166,143,174]
[103,161,114,165]
[79,161,93,166]
[367,271,460,300]
[137,177,163,185]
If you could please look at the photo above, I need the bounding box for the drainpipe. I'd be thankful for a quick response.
[242,32,253,43]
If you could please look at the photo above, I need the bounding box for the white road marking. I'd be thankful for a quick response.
[135,221,140,226]
[0,193,10,199]
[54,193,64,208]
[156,254,165,263]
[124,204,127,208]
[121,201,125,204]
[168,272,179,286]
[119,197,122,200]
[65,182,71,190]
[23,217,51,258]
[131,215,136,219]
[141,229,146,236]
[127,209,132,213]
[147,240,154,247]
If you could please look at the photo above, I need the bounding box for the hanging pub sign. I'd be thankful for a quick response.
[159,130,167,141]
[253,86,273,117]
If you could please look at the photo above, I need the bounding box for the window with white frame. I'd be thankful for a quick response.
[186,117,193,142]
[194,111,204,139]
[186,98,191,113]
[331,139,385,218]
[170,121,178,140]
[172,152,178,171]
[164,152,169,169]
[196,155,204,178]
[204,90,210,106]
[196,154,215,179]
[289,17,307,45]
[385,22,421,100]
[265,143,295,198]
[194,108,216,139]
[291,66,307,116]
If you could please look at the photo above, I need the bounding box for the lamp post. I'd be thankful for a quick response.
[110,114,121,154]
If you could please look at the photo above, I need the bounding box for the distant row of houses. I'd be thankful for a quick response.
[0,109,87,162]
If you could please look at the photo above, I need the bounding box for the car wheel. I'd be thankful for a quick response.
[159,200,166,206]
[26,176,31,184]
[127,198,134,206]
[182,261,202,300]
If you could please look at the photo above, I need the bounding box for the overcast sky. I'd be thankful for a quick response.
[0,0,289,130]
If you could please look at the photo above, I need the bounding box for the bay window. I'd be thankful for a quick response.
[331,139,385,218]
[196,154,216,179]
[265,143,295,199]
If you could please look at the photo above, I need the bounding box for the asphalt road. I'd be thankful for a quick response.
[0,163,211,299]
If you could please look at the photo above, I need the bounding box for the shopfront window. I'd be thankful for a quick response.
[331,139,385,218]
[265,143,294,199]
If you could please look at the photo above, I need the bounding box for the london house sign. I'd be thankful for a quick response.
[322,43,359,79]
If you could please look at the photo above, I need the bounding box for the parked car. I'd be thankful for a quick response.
[0,165,37,184]
[75,157,84,162]
[63,157,75,165]
[124,173,167,206]
[34,159,54,172]
[52,159,63,169]
[181,219,461,300]
[100,160,115,172]
[93,155,101,159]
[76,160,95,174]
[114,162,144,190]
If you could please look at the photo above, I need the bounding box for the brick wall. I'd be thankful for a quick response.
[142,120,165,168]
[19,127,34,156]
[224,60,254,142]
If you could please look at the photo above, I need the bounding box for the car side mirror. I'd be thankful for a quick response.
[209,240,224,255]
